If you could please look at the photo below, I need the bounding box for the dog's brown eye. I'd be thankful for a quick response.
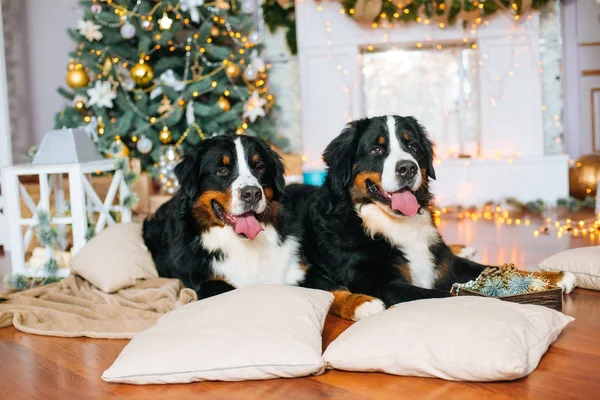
[216,167,229,177]
[408,142,419,152]
[370,146,384,156]
[255,165,265,174]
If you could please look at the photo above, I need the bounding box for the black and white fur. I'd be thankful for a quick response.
[143,134,305,299]
[288,116,576,321]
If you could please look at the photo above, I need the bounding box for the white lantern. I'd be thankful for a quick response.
[2,128,133,277]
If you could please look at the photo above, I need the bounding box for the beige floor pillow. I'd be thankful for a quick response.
[103,285,333,384]
[70,223,157,293]
[324,296,573,381]
[538,246,600,290]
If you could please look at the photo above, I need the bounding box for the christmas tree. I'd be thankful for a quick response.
[55,0,286,172]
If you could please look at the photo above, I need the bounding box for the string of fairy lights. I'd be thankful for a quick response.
[432,204,600,241]
[68,0,276,155]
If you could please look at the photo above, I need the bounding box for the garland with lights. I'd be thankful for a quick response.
[55,0,286,172]
[339,0,554,26]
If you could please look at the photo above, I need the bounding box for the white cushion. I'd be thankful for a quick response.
[70,223,157,293]
[324,296,573,382]
[538,246,600,291]
[102,285,333,384]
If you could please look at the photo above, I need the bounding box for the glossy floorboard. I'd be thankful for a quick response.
[1,217,599,399]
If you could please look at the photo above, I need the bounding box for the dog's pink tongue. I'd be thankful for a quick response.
[391,189,420,216]
[234,213,263,240]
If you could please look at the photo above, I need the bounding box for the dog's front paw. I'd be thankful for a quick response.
[556,271,577,294]
[353,299,386,321]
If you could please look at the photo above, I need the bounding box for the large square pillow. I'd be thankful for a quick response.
[324,296,573,381]
[538,246,600,290]
[70,223,157,293]
[102,285,333,384]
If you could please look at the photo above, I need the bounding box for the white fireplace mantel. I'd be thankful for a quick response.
[295,1,568,205]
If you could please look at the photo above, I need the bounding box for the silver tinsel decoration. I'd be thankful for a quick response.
[158,145,183,195]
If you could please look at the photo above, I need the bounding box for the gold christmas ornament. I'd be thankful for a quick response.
[130,59,154,86]
[102,58,113,76]
[97,116,105,135]
[569,154,600,200]
[217,96,231,112]
[210,25,221,37]
[158,126,173,144]
[225,63,241,80]
[353,0,383,24]
[66,62,89,88]
[74,100,85,111]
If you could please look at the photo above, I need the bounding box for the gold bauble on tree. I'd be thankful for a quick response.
[353,0,383,24]
[569,154,600,200]
[210,25,221,37]
[130,59,154,86]
[217,96,231,112]
[66,61,89,88]
[225,63,241,80]
[74,100,85,111]
[158,126,173,144]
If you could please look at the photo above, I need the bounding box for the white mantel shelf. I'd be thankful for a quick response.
[431,155,569,205]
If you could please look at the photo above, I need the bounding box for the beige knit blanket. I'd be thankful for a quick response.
[0,275,197,339]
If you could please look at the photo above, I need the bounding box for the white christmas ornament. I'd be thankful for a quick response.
[248,30,261,44]
[243,91,267,123]
[77,19,103,41]
[241,0,256,13]
[150,69,186,99]
[86,80,117,108]
[136,135,153,154]
[120,21,136,39]
[91,3,102,14]
[180,0,205,23]
[243,64,259,81]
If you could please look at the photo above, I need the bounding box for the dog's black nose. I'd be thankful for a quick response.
[241,186,262,205]
[396,160,418,180]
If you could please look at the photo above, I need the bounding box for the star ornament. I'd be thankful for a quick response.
[77,19,103,41]
[243,91,267,123]
[158,12,173,30]
[86,80,117,108]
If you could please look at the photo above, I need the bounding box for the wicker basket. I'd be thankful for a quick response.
[453,287,563,311]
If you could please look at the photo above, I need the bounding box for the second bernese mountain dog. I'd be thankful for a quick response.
[287,115,576,321]
[143,134,305,300]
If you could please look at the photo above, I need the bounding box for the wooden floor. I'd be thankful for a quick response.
[1,216,599,399]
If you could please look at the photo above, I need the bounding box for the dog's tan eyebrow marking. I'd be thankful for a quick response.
[252,154,260,163]
[378,136,385,145]
[403,132,410,141]
[222,155,230,165]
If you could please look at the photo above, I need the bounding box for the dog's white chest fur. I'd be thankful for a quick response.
[357,204,439,289]
[201,225,305,288]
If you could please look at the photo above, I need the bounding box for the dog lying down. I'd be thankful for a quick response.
[143,119,576,321]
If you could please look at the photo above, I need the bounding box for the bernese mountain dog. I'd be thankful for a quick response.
[143,134,305,300]
[287,115,576,321]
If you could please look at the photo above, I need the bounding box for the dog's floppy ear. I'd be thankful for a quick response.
[174,142,207,197]
[406,117,436,180]
[323,120,365,192]
[256,138,286,197]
